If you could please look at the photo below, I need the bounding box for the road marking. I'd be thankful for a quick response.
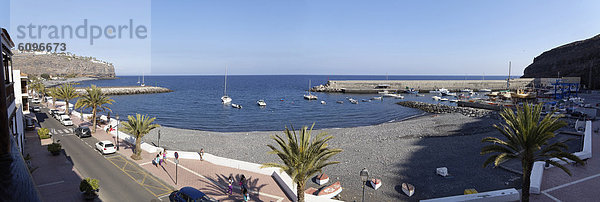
[158,193,170,199]
[106,155,173,198]
[542,173,600,193]
[36,180,65,188]
[139,161,153,166]
[542,192,561,202]
[165,159,285,201]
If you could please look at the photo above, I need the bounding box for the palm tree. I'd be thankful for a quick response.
[481,104,584,202]
[121,114,160,160]
[75,85,114,133]
[47,87,58,106]
[261,124,342,202]
[54,83,78,115]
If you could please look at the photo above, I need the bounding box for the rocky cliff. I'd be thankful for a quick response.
[12,51,116,77]
[522,34,600,89]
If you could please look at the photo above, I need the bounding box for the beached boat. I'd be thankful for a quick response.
[402,183,415,197]
[231,103,242,109]
[257,100,266,106]
[317,181,342,198]
[221,66,232,104]
[316,174,329,185]
[304,80,318,100]
[321,101,326,104]
[369,179,382,190]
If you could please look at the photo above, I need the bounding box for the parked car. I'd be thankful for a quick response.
[31,106,41,112]
[95,141,116,155]
[74,127,91,138]
[25,118,36,130]
[60,115,73,126]
[32,98,40,104]
[169,187,216,202]
[49,109,58,116]
[54,111,65,119]
[45,96,53,103]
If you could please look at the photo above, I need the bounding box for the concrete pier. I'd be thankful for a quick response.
[312,79,535,93]
[75,86,172,95]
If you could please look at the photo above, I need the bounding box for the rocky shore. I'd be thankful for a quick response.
[141,113,517,201]
[398,101,497,118]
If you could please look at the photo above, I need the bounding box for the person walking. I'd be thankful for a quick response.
[162,149,167,165]
[154,154,160,167]
[158,151,162,166]
[240,174,246,190]
[199,148,204,161]
[227,175,233,195]
[242,187,249,201]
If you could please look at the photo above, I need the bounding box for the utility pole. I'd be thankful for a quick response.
[507,61,511,90]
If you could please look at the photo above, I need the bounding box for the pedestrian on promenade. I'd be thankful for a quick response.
[163,149,167,165]
[227,175,233,195]
[158,151,163,166]
[199,148,204,161]
[240,174,246,189]
[242,187,249,201]
[154,154,160,167]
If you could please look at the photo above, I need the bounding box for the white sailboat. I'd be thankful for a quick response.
[137,76,140,84]
[221,66,232,104]
[140,72,145,86]
[304,80,318,100]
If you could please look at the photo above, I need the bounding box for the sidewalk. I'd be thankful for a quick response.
[24,115,84,202]
[532,120,600,201]
[63,105,290,202]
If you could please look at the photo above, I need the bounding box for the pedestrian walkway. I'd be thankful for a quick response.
[24,120,84,201]
[532,120,600,202]
[61,105,291,201]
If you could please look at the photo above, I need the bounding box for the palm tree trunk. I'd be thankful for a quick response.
[65,99,70,115]
[91,107,97,133]
[521,160,533,202]
[133,134,142,160]
[296,181,305,202]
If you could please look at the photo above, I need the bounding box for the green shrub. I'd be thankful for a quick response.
[40,73,50,80]
[37,128,50,139]
[47,143,61,155]
[79,178,99,196]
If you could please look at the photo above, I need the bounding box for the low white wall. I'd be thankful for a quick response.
[530,161,545,194]
[420,188,520,202]
[546,120,593,167]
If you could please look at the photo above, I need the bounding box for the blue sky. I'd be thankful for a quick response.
[2,0,600,76]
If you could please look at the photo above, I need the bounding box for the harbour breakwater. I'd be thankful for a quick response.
[397,101,496,118]
[312,79,535,93]
[75,86,172,95]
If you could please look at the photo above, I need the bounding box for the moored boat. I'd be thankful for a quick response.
[321,101,326,104]
[231,103,242,109]
[257,100,266,106]
[317,181,342,199]
[336,101,344,104]
[304,80,318,100]
[440,98,449,101]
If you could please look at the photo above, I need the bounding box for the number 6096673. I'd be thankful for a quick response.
[17,43,66,52]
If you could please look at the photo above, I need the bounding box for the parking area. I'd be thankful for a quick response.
[105,155,173,198]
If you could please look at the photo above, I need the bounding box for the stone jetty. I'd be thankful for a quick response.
[397,101,495,118]
[312,79,536,93]
[75,86,172,95]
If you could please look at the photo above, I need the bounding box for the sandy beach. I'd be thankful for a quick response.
[142,112,522,201]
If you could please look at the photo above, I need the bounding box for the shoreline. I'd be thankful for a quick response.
[140,112,518,201]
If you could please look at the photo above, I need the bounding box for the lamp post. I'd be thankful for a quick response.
[116,114,119,151]
[360,168,369,202]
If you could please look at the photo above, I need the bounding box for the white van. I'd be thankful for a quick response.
[60,115,73,126]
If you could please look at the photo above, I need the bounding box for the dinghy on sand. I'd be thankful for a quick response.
[315,174,329,185]
[402,183,415,197]
[369,178,382,190]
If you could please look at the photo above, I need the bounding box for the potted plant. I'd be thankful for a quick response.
[37,128,51,139]
[47,142,62,155]
[79,178,99,200]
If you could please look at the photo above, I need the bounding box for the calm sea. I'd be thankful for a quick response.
[74,75,508,132]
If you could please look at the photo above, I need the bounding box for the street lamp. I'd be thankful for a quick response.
[116,114,120,151]
[360,168,369,202]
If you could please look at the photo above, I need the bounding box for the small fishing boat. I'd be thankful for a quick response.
[315,174,329,185]
[378,90,390,94]
[369,179,382,190]
[450,99,459,102]
[321,101,326,104]
[395,95,404,99]
[231,103,242,109]
[336,101,344,104]
[440,98,449,101]
[372,96,382,100]
[416,94,425,97]
[361,99,370,102]
[257,100,266,106]
[479,89,492,92]
[317,181,343,199]
[402,183,415,197]
[432,96,441,100]
[349,99,358,104]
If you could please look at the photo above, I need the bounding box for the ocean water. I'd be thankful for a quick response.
[74,75,507,132]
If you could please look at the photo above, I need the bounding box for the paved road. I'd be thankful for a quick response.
[35,107,161,202]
